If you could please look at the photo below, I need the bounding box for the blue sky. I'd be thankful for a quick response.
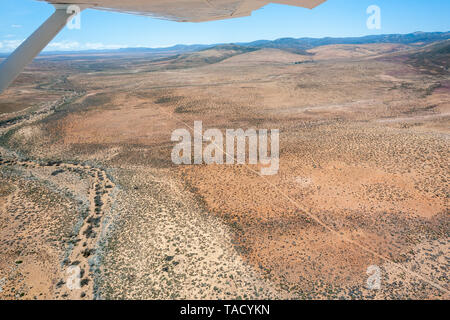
[0,0,449,52]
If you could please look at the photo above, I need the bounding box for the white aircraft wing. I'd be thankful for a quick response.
[39,0,326,22]
[0,0,326,93]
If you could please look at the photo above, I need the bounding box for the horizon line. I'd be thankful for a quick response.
[0,30,449,56]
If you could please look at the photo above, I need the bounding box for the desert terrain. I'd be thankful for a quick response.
[0,35,448,299]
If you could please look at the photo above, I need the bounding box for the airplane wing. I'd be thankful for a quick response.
[0,0,326,93]
[39,0,326,22]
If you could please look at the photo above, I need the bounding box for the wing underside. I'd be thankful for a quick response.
[40,0,326,22]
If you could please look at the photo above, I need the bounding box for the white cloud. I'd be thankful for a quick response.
[84,42,126,50]
[11,24,22,28]
[0,39,128,53]
[45,41,128,51]
[0,40,24,52]
[46,41,81,51]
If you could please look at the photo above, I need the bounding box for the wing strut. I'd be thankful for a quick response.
[0,4,84,93]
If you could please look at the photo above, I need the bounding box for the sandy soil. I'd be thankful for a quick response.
[0,43,448,299]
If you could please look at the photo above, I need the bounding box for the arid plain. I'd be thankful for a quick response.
[0,38,448,299]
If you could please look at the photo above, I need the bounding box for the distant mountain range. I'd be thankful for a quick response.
[1,31,448,58]
[239,31,450,54]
